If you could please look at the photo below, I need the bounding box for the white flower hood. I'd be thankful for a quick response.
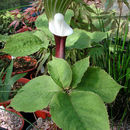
[49,13,73,37]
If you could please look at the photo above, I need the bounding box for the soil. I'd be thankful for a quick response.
[0,56,37,73]
[110,121,130,130]
[13,57,37,73]
[0,108,23,130]
[29,118,61,130]
[28,118,130,130]
[0,78,25,103]
[0,57,11,71]
[9,81,25,98]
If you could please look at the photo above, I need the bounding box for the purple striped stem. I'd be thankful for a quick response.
[54,35,67,59]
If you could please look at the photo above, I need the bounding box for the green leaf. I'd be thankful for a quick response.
[33,30,49,49]
[10,75,61,112]
[64,9,74,25]
[4,60,13,84]
[48,57,72,88]
[126,68,130,89]
[88,46,104,61]
[1,73,26,102]
[36,53,50,76]
[2,32,43,57]
[86,31,109,43]
[35,14,52,38]
[85,5,96,14]
[10,73,26,86]
[126,68,130,81]
[71,57,90,88]
[66,28,91,49]
[1,60,13,101]
[50,91,110,130]
[0,34,9,42]
[77,67,122,103]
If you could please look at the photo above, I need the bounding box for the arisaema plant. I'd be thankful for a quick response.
[9,1,123,130]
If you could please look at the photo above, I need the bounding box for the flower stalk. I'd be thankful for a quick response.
[54,35,67,59]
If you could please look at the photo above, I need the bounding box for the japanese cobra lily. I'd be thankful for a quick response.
[44,0,73,58]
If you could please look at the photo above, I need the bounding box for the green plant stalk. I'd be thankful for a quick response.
[113,12,122,80]
[108,39,111,75]
[120,26,128,74]
[113,37,117,80]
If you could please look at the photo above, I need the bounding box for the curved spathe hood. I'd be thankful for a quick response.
[49,13,73,37]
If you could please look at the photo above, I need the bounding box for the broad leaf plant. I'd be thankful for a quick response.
[11,57,122,130]
[1,0,122,129]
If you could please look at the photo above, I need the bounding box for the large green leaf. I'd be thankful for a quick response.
[0,34,9,42]
[33,30,50,49]
[71,57,90,88]
[66,28,91,49]
[10,75,61,112]
[35,14,52,38]
[77,67,122,103]
[48,57,72,88]
[86,31,109,43]
[64,9,74,25]
[2,32,43,57]
[50,91,110,130]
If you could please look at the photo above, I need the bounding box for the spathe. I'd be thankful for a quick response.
[49,13,73,37]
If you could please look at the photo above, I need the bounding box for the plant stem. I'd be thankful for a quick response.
[54,35,67,59]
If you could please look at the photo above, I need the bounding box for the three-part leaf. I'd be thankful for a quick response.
[10,57,122,130]
[50,91,110,130]
[77,67,122,103]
